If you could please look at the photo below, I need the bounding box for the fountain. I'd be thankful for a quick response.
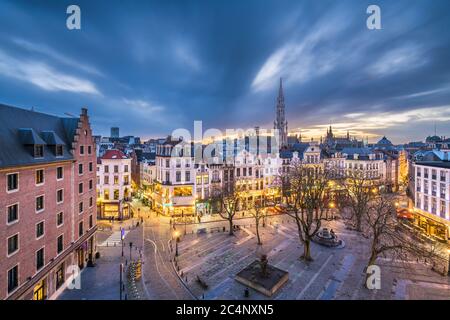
[313,228,345,248]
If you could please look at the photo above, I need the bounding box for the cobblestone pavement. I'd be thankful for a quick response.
[57,199,450,300]
[174,215,450,300]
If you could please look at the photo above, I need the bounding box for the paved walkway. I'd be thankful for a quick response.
[174,215,450,300]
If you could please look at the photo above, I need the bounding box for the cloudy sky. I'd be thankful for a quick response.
[0,0,449,143]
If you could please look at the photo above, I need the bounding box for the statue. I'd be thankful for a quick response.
[259,254,269,277]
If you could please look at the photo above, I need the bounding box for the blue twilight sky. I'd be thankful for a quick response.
[0,0,450,143]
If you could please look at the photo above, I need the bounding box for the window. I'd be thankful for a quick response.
[104,165,109,173]
[124,165,129,172]
[88,146,92,155]
[89,162,93,172]
[36,221,44,238]
[36,196,44,212]
[104,189,110,200]
[166,159,170,168]
[185,171,190,182]
[57,212,63,226]
[56,264,64,290]
[57,189,63,203]
[114,189,119,200]
[36,169,44,184]
[80,145,84,155]
[8,266,18,293]
[57,166,63,180]
[78,222,83,237]
[36,248,44,271]
[57,235,63,254]
[89,215,93,228]
[56,145,63,157]
[89,197,93,207]
[203,176,209,184]
[89,179,93,190]
[78,183,83,194]
[7,234,19,255]
[34,145,44,158]
[176,171,181,182]
[7,173,18,191]
[114,165,119,173]
[79,202,83,214]
[78,163,83,175]
[7,204,18,224]
[114,176,119,185]
[124,175,129,185]
[104,176,109,185]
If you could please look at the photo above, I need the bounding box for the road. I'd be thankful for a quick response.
[132,201,195,300]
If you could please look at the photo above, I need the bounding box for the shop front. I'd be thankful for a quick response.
[412,209,449,242]
[32,279,47,300]
[97,201,131,220]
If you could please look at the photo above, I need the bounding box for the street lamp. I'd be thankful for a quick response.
[119,263,123,300]
[120,227,125,257]
[129,242,133,261]
[174,230,180,257]
[447,248,450,276]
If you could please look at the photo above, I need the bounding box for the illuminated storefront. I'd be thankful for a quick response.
[33,279,46,300]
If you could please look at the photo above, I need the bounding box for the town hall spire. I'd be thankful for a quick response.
[274,77,288,148]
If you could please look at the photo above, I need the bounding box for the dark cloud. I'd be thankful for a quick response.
[0,0,449,143]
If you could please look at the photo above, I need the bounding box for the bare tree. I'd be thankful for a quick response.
[211,183,240,236]
[342,169,378,232]
[362,193,442,287]
[281,161,332,261]
[249,197,268,245]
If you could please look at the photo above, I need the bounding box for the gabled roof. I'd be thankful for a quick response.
[101,149,128,160]
[0,104,78,168]
[377,136,392,145]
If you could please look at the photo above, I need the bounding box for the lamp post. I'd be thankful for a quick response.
[119,263,123,300]
[174,230,180,257]
[120,227,124,257]
[129,241,133,261]
[447,248,450,276]
[182,210,187,235]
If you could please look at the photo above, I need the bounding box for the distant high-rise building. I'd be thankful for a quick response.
[273,78,288,148]
[111,127,119,138]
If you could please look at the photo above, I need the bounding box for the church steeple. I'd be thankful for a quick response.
[274,77,288,148]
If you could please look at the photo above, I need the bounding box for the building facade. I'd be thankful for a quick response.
[96,149,132,220]
[413,158,450,242]
[0,105,97,300]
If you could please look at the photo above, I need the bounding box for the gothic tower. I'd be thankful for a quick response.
[274,78,288,148]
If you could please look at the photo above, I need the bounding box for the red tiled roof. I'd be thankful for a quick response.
[101,149,128,160]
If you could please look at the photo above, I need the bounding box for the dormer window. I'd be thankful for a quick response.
[34,145,44,158]
[55,145,63,157]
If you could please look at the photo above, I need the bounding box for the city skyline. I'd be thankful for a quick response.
[1,0,450,143]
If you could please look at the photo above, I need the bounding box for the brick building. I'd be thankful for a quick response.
[0,104,97,300]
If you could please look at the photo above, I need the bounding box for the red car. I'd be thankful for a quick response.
[396,208,414,220]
